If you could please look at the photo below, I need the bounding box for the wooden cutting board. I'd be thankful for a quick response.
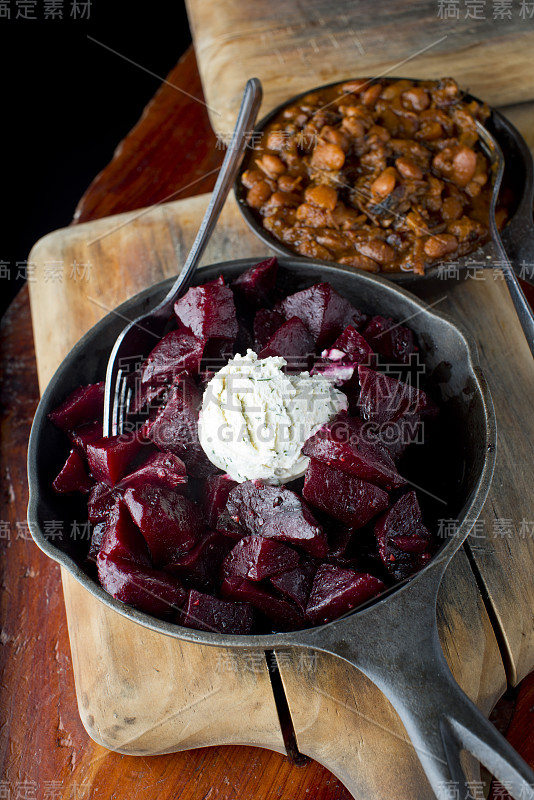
[186,0,534,134]
[28,184,533,797]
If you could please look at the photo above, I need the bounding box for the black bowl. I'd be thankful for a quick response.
[234,77,534,285]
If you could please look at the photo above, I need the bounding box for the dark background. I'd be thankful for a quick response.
[4,0,191,317]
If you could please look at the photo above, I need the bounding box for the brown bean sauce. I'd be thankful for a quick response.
[240,78,507,275]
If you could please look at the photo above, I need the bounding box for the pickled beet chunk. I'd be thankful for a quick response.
[222,536,300,581]
[374,491,433,581]
[148,378,217,478]
[174,275,238,341]
[258,316,315,370]
[87,521,106,563]
[140,329,206,387]
[48,382,104,432]
[362,315,415,364]
[303,459,389,528]
[253,308,285,350]
[232,257,278,307]
[86,433,143,487]
[179,589,254,634]
[219,480,328,557]
[87,482,121,524]
[306,564,385,625]
[69,421,104,454]
[280,283,367,350]
[97,554,186,618]
[270,561,317,611]
[221,577,307,631]
[324,325,375,365]
[302,413,406,490]
[99,500,152,567]
[164,530,235,592]
[312,323,375,385]
[52,449,94,494]
[123,485,203,567]
[358,365,429,424]
[118,452,188,492]
[203,474,238,528]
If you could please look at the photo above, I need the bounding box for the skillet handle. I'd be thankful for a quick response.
[303,567,534,800]
[375,637,534,800]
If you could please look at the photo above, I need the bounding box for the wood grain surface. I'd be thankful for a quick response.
[1,40,532,800]
[186,0,534,134]
[27,186,518,797]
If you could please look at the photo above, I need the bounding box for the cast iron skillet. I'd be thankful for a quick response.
[234,78,534,285]
[27,258,534,799]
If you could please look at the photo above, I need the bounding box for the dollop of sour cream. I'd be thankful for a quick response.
[198,350,347,484]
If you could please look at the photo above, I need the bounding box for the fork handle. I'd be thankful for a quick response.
[158,78,263,313]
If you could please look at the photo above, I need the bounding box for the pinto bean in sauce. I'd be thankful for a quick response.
[240,78,505,275]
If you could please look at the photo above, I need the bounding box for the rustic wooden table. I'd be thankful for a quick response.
[1,45,533,800]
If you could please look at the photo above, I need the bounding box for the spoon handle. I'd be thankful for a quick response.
[492,220,534,359]
[159,77,263,312]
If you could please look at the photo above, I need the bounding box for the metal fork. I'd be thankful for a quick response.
[102,78,263,437]
[476,120,534,358]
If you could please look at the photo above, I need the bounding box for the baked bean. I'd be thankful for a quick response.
[241,78,497,275]
[395,157,423,180]
[246,181,272,209]
[241,169,264,189]
[356,239,395,265]
[310,141,346,170]
[424,234,458,259]
[256,154,286,178]
[371,167,397,198]
[402,87,430,111]
[305,184,338,210]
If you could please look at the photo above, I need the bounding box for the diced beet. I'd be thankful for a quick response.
[253,308,285,350]
[302,413,405,490]
[69,421,104,453]
[87,521,106,563]
[48,382,104,432]
[86,433,144,487]
[97,554,186,618]
[221,577,307,631]
[118,452,188,492]
[312,324,374,385]
[280,283,367,350]
[231,257,278,307]
[123,485,202,567]
[357,366,436,458]
[99,500,152,567]
[306,564,385,624]
[164,530,235,591]
[174,275,238,341]
[362,315,415,364]
[130,382,168,415]
[219,480,328,557]
[140,329,206,389]
[52,449,94,494]
[358,366,427,424]
[324,325,375,365]
[270,561,317,611]
[203,474,238,528]
[258,316,315,370]
[180,589,253,634]
[327,526,356,559]
[303,459,389,528]
[87,482,121,525]
[374,491,433,581]
[222,536,300,581]
[147,378,217,478]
